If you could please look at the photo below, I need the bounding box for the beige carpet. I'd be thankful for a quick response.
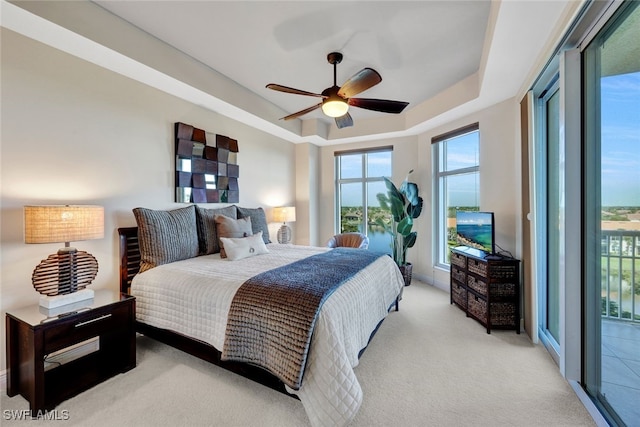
[1,282,595,426]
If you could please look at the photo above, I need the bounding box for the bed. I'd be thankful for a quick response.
[118,205,404,426]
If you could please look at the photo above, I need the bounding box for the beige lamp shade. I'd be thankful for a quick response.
[272,206,296,223]
[24,205,104,244]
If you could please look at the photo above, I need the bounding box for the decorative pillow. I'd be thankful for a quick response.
[220,232,269,261]
[214,215,252,258]
[195,205,237,255]
[236,206,271,244]
[133,205,199,273]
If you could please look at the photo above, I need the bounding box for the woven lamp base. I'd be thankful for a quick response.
[32,248,99,308]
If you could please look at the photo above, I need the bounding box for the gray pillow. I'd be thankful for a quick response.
[236,206,271,244]
[195,205,237,255]
[214,215,252,258]
[133,205,199,273]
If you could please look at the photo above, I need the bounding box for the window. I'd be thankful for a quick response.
[534,75,562,360]
[583,2,640,425]
[432,124,480,268]
[335,147,393,253]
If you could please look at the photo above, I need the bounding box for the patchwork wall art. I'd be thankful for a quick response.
[175,122,239,203]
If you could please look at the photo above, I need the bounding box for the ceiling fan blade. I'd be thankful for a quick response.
[281,103,322,120]
[335,112,353,129]
[348,98,409,114]
[266,84,324,98]
[338,68,382,98]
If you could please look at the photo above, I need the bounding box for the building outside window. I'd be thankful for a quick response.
[334,147,393,254]
[432,124,480,268]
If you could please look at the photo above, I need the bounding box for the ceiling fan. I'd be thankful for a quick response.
[266,52,409,129]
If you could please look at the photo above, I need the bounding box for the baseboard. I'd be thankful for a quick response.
[0,369,6,392]
[413,273,433,286]
[413,273,444,291]
[412,272,431,285]
[569,380,610,427]
[413,272,449,292]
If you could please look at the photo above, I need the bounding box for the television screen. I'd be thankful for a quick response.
[455,211,495,255]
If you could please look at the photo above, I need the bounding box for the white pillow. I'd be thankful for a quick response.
[219,231,269,261]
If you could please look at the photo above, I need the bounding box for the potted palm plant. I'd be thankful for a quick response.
[376,170,423,286]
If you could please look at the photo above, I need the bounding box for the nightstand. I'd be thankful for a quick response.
[5,290,135,415]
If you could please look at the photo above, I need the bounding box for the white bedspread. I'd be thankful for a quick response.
[132,244,404,426]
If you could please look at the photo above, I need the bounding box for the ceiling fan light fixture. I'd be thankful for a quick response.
[322,98,349,118]
[267,52,408,127]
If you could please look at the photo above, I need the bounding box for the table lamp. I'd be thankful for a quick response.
[272,206,296,244]
[24,205,104,308]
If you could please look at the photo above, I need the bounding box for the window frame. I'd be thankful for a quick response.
[334,146,393,239]
[535,76,562,361]
[432,123,480,269]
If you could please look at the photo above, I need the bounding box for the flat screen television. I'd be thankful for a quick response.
[455,211,495,256]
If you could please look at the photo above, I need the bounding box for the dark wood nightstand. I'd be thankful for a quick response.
[5,290,135,415]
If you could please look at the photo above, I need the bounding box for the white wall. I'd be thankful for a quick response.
[0,29,296,369]
[295,143,321,246]
[318,98,521,291]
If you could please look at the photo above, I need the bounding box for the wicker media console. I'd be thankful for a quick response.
[450,247,520,333]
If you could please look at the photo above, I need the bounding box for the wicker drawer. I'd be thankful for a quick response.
[451,281,467,309]
[450,251,467,269]
[489,302,517,326]
[491,282,517,298]
[487,264,518,280]
[467,293,517,328]
[467,293,487,323]
[467,275,518,298]
[451,265,466,283]
[467,258,488,277]
[467,274,487,296]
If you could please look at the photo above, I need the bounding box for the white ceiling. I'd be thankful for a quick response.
[94,0,491,125]
[3,0,578,145]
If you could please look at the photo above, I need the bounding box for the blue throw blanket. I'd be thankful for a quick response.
[221,248,385,389]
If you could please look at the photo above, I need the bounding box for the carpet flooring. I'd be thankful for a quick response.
[1,282,596,426]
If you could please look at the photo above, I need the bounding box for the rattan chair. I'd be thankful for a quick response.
[326,232,369,249]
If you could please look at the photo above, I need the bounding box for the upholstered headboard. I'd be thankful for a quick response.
[118,227,140,294]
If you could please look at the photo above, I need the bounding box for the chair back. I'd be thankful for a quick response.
[326,232,369,249]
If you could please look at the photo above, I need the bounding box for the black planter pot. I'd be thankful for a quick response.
[399,263,413,286]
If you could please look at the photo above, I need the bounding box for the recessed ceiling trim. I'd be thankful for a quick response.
[2,0,581,146]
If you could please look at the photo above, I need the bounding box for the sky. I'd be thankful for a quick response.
[456,211,492,225]
[442,132,479,207]
[338,151,392,207]
[601,71,640,206]
[339,134,481,207]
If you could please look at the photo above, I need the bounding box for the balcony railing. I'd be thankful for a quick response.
[601,230,640,322]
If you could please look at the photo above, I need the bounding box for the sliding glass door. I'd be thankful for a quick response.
[535,76,562,361]
[584,2,640,425]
